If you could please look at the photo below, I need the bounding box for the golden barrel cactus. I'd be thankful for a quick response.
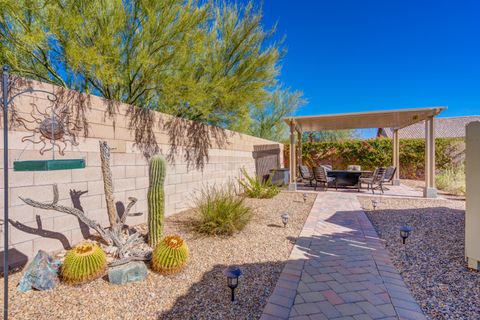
[61,243,107,284]
[151,235,189,275]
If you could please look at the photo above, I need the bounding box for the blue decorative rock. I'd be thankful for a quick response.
[108,261,147,285]
[17,250,61,292]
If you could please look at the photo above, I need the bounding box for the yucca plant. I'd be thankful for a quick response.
[238,168,280,199]
[193,183,252,236]
[151,235,189,275]
[61,243,107,284]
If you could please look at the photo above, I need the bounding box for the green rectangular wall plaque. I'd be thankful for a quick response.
[14,159,86,171]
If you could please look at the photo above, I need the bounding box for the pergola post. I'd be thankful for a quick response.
[288,120,297,191]
[392,129,401,186]
[424,117,437,198]
[465,121,480,270]
[297,129,303,166]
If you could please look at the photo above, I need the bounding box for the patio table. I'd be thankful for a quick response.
[327,170,372,187]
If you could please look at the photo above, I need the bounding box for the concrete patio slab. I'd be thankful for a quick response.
[296,182,441,199]
[261,192,425,320]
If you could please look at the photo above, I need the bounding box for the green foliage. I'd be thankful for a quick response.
[193,183,252,236]
[249,86,306,141]
[437,164,466,195]
[0,0,282,131]
[303,130,358,142]
[151,235,189,275]
[61,243,107,284]
[286,138,464,179]
[238,168,280,198]
[148,155,166,248]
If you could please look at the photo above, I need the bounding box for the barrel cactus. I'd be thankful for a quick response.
[61,243,107,284]
[151,235,189,275]
[148,155,166,247]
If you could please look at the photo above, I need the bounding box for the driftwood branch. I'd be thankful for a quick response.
[120,197,139,224]
[19,141,150,267]
[99,141,121,235]
[20,184,113,245]
[109,252,152,267]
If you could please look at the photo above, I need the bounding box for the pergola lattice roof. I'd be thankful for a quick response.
[285,106,447,132]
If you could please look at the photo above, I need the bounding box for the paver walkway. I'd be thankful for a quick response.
[261,192,426,320]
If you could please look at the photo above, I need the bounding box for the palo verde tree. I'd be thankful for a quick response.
[249,86,306,142]
[0,0,282,132]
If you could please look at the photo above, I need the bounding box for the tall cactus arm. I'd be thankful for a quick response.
[147,155,166,247]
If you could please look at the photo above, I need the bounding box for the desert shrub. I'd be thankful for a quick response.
[286,137,465,179]
[238,168,280,198]
[193,183,252,236]
[436,164,466,195]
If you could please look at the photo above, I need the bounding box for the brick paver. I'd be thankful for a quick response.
[261,192,426,320]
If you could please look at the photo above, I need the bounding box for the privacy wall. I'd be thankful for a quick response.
[0,78,282,267]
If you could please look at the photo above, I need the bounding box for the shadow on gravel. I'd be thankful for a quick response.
[156,260,287,320]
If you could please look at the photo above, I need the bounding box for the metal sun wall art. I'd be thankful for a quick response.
[16,99,81,156]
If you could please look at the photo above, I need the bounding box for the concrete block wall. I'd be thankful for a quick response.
[0,78,283,266]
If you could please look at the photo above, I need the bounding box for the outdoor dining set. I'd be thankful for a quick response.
[298,164,397,194]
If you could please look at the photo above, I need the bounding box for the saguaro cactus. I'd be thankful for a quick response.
[148,155,166,247]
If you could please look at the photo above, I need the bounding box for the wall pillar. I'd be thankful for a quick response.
[392,129,401,186]
[288,121,297,191]
[423,117,437,198]
[466,121,480,270]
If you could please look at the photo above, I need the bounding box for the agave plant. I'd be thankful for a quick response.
[238,168,279,199]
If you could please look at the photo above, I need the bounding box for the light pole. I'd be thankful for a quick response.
[2,65,9,320]
[2,65,59,320]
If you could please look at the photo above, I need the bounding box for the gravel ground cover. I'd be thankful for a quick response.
[359,196,480,320]
[401,179,465,201]
[1,191,314,320]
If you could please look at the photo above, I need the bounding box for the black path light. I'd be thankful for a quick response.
[223,266,242,302]
[281,213,290,228]
[302,193,307,203]
[400,225,413,244]
[371,199,379,210]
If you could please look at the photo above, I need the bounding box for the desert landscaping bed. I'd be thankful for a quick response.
[1,191,314,320]
[359,196,479,320]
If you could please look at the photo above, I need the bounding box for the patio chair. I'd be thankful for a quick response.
[383,166,397,185]
[313,166,337,191]
[358,167,386,194]
[299,165,315,186]
[321,164,333,171]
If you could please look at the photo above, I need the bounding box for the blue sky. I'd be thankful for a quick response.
[254,0,480,118]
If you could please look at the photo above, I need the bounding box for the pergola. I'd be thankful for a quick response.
[285,106,447,198]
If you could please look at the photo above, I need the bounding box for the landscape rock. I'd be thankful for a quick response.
[108,261,148,285]
[17,250,61,292]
